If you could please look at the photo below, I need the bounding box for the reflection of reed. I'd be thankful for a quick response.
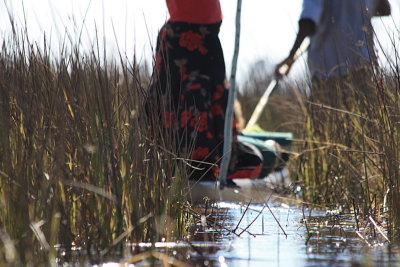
[303,212,391,253]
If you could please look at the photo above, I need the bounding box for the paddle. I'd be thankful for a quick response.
[243,38,310,132]
[244,78,280,132]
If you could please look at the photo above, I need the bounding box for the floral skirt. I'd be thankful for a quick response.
[147,21,237,180]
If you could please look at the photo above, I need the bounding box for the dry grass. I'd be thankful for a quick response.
[0,28,190,265]
[239,50,400,238]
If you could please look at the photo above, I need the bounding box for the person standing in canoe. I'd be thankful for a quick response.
[146,0,241,182]
[274,0,391,144]
[274,0,391,195]
[275,0,391,108]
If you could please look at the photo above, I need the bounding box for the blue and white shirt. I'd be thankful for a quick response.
[301,0,378,78]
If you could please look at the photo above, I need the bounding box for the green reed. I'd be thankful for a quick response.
[0,30,189,265]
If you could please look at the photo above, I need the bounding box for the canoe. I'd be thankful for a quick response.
[188,131,293,203]
[187,168,291,203]
[237,131,292,178]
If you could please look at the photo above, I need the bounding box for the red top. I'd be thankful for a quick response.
[166,0,223,24]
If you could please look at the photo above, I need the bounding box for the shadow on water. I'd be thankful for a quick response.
[98,175,400,267]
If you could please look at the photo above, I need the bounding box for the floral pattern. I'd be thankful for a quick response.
[164,111,175,129]
[147,22,237,180]
[191,147,210,160]
[179,31,202,50]
[190,113,208,132]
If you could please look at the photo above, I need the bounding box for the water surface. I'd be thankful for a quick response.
[100,178,400,267]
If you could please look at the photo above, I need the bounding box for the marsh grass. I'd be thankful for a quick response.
[239,40,400,237]
[298,66,400,238]
[0,28,190,265]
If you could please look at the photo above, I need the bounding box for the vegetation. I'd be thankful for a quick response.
[0,9,399,266]
[239,43,400,238]
[0,29,189,265]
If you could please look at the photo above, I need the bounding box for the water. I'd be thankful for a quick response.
[170,201,397,267]
[97,177,400,267]
[100,201,398,267]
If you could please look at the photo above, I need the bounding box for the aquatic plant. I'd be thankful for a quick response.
[0,24,189,265]
[239,32,400,238]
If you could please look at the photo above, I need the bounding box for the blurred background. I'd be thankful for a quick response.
[1,0,398,86]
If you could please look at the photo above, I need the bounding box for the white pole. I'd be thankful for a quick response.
[219,0,243,189]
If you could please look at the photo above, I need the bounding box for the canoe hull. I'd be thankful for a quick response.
[237,131,292,178]
[187,169,290,203]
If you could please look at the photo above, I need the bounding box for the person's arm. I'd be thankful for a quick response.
[275,19,316,76]
[374,0,391,16]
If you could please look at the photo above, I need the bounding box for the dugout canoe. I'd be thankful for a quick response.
[187,131,293,203]
[187,169,291,203]
[238,131,292,177]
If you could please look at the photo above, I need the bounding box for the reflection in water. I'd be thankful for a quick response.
[110,200,400,267]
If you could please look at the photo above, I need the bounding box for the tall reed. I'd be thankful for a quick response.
[240,46,400,238]
[0,28,188,265]
[290,56,400,237]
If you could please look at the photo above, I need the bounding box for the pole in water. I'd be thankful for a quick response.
[219,0,242,189]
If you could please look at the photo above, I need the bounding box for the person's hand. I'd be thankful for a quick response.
[275,56,295,77]
[375,0,391,16]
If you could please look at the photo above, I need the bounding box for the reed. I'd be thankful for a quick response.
[239,40,400,238]
[0,26,189,265]
[294,59,400,238]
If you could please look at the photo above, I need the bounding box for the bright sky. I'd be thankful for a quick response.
[0,0,399,84]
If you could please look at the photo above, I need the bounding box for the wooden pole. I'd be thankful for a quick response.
[244,38,310,131]
[219,0,243,189]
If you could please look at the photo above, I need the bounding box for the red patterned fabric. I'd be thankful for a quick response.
[228,164,263,180]
[166,0,223,24]
[147,22,237,181]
